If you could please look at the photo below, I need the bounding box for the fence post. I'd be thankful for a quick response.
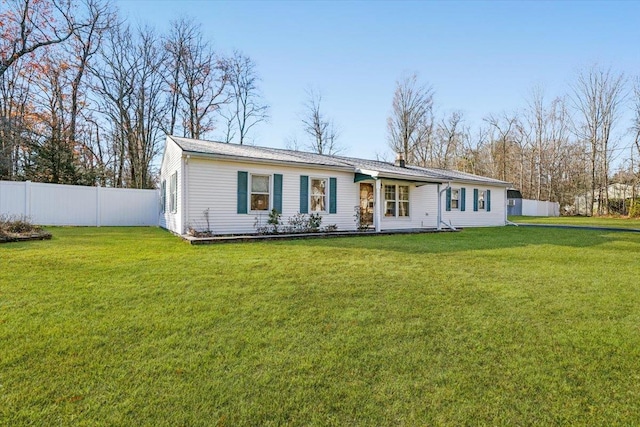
[25,180,31,219]
[96,185,101,227]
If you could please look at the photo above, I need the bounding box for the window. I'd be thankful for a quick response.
[478,190,485,210]
[251,174,270,211]
[451,189,460,209]
[310,178,327,212]
[398,185,409,217]
[169,172,177,213]
[384,185,396,216]
[508,199,516,207]
[385,184,410,217]
[161,180,166,213]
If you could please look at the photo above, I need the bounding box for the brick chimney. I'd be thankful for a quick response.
[395,152,406,168]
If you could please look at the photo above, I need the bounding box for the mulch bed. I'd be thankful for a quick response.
[0,231,52,244]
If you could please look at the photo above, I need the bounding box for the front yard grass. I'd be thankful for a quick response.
[510,215,640,229]
[2,226,640,426]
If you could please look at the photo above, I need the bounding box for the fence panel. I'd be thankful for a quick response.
[521,199,559,217]
[0,181,26,217]
[0,180,159,226]
[100,187,159,226]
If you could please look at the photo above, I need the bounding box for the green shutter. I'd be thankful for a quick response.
[460,188,466,212]
[237,171,248,214]
[446,187,451,211]
[329,177,337,214]
[300,175,309,214]
[486,189,491,212]
[273,174,283,214]
[473,189,479,212]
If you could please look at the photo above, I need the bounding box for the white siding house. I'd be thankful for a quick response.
[159,136,510,235]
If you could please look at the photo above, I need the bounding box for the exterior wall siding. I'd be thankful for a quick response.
[441,185,506,227]
[159,137,183,233]
[377,181,438,229]
[186,158,360,234]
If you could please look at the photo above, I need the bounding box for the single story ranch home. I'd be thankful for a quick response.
[159,136,510,235]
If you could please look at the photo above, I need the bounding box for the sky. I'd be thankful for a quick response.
[114,0,640,161]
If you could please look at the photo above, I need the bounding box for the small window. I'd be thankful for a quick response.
[508,199,516,207]
[384,184,410,217]
[478,190,486,210]
[310,178,327,212]
[451,189,459,209]
[251,175,270,211]
[169,172,177,213]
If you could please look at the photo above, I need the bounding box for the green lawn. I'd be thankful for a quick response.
[2,227,640,426]
[510,215,640,229]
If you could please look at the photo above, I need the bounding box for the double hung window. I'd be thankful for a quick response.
[310,178,327,212]
[251,175,270,211]
[384,184,409,217]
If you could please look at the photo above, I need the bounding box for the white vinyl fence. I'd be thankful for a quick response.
[0,180,159,226]
[522,199,560,217]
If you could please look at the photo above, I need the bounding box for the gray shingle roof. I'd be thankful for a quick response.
[170,136,510,186]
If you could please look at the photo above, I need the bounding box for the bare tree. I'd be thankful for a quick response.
[387,73,434,163]
[91,24,166,188]
[484,112,519,183]
[222,50,269,145]
[163,18,227,140]
[0,0,92,77]
[571,65,626,215]
[301,89,341,155]
[0,56,35,180]
[431,111,464,169]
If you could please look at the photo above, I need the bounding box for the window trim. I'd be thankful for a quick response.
[169,172,177,214]
[451,189,460,210]
[384,183,410,218]
[161,179,166,213]
[309,177,328,213]
[250,174,271,212]
[478,190,486,210]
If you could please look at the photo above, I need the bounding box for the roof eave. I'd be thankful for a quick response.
[181,150,355,172]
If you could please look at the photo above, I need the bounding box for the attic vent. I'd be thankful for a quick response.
[395,152,406,168]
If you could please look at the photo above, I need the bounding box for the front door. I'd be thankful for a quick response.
[359,183,374,228]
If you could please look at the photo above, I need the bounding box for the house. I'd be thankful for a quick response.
[159,136,510,235]
[573,183,640,215]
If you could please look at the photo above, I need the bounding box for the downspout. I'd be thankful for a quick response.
[183,154,190,234]
[438,182,456,231]
[374,178,381,232]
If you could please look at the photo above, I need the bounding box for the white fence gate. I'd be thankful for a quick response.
[0,180,159,226]
[522,199,560,217]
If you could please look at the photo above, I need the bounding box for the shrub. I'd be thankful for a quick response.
[0,215,50,242]
[0,215,42,234]
[629,199,640,218]
[308,213,322,231]
[267,209,281,233]
[286,212,309,233]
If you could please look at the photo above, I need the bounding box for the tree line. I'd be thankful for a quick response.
[387,70,640,214]
[0,0,267,188]
[2,0,639,216]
